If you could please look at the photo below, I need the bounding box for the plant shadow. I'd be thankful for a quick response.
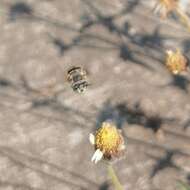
[8,1,171,71]
[9,2,33,21]
[96,100,175,134]
[146,149,181,178]
[0,146,99,190]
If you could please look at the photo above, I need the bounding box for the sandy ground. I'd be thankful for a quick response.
[0,0,189,190]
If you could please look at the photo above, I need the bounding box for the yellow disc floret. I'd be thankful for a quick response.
[155,0,179,18]
[160,0,178,10]
[95,122,124,159]
[166,49,188,74]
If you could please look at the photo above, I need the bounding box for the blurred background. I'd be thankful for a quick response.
[0,0,190,189]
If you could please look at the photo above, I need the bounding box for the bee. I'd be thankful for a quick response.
[67,66,89,93]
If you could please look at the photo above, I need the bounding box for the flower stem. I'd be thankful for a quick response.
[176,8,190,32]
[177,181,190,190]
[107,164,123,190]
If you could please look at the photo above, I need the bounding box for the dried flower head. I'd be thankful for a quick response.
[89,122,125,164]
[154,0,179,18]
[165,49,188,74]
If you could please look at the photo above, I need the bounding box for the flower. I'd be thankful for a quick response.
[154,0,179,18]
[165,49,188,74]
[89,122,125,164]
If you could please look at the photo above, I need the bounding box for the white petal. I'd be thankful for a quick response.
[173,70,179,74]
[154,4,162,14]
[91,149,103,164]
[119,144,126,150]
[89,133,95,145]
[166,50,173,55]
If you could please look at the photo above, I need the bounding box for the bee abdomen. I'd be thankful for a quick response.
[71,80,89,93]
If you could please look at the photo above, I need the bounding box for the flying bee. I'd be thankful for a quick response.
[67,66,89,93]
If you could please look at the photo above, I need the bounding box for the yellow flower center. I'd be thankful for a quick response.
[166,50,187,74]
[160,0,178,9]
[95,123,123,157]
[157,0,178,17]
